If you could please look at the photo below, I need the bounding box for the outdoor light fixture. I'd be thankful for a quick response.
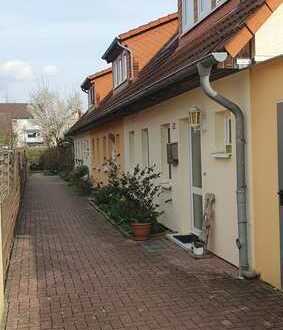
[189,106,201,128]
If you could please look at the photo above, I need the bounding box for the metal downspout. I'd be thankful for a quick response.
[197,53,258,279]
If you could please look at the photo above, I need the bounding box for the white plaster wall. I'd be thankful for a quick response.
[124,71,252,266]
[255,4,283,62]
[73,134,91,171]
[13,119,44,147]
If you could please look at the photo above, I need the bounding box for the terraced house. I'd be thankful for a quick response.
[71,13,178,183]
[69,0,283,288]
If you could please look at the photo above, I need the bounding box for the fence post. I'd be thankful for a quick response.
[0,202,5,326]
[7,153,10,194]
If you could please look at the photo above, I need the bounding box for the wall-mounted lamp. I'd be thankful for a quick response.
[189,106,201,129]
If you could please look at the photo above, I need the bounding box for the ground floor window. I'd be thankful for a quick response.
[129,131,135,167]
[214,111,233,154]
[141,128,150,167]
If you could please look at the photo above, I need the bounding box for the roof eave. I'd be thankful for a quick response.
[81,78,91,92]
[70,59,239,136]
[102,37,123,63]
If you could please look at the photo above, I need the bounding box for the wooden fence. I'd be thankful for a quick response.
[0,149,26,323]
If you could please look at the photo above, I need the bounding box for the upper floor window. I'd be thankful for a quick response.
[113,51,128,88]
[88,85,96,107]
[182,0,227,33]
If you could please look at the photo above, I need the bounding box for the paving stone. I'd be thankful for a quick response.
[4,174,283,329]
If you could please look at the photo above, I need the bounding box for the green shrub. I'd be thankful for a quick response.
[76,178,93,196]
[93,159,163,228]
[68,165,89,184]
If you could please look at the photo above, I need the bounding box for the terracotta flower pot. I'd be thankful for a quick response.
[131,223,152,241]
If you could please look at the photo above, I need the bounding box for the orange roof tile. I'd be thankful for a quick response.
[88,67,112,81]
[119,13,178,40]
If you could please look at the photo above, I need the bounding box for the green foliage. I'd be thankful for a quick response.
[25,147,47,162]
[68,165,89,183]
[66,165,92,195]
[36,140,74,175]
[94,159,163,228]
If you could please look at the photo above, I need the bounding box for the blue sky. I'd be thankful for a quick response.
[0,1,176,104]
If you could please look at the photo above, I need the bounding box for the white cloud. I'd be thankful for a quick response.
[0,60,34,81]
[43,65,58,76]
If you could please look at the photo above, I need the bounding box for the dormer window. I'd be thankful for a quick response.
[113,50,129,88]
[182,0,228,33]
[88,85,96,107]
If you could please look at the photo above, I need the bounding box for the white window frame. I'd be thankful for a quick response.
[129,131,135,168]
[224,113,232,153]
[88,85,96,107]
[141,128,150,168]
[182,0,228,34]
[113,50,128,88]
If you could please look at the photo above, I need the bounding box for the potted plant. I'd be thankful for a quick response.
[121,165,163,241]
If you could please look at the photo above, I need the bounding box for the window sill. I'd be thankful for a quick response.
[211,152,232,159]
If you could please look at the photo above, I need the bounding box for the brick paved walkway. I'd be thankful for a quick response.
[4,174,283,330]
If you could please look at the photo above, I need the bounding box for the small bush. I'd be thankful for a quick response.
[68,165,89,184]
[93,159,163,231]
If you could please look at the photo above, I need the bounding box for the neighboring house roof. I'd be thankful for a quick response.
[69,0,278,135]
[0,103,32,144]
[0,103,32,120]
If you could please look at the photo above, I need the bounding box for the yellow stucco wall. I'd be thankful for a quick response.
[89,120,125,185]
[250,57,283,288]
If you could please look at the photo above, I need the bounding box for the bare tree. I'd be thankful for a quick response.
[29,82,82,147]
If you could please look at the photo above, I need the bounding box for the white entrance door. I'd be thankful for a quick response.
[190,127,203,235]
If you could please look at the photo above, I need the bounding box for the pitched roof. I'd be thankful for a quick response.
[88,67,112,81]
[102,13,178,62]
[119,13,178,40]
[0,103,32,119]
[0,103,32,140]
[69,0,274,135]
[81,67,112,91]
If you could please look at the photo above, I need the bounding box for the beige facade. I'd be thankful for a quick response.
[89,120,125,185]
[124,71,254,267]
[123,56,283,288]
[255,4,283,62]
[74,133,92,170]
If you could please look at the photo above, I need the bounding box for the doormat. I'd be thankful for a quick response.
[173,234,198,244]
[167,233,198,250]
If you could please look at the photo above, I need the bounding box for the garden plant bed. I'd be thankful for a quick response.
[89,198,168,240]
[89,161,167,241]
[88,199,132,238]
